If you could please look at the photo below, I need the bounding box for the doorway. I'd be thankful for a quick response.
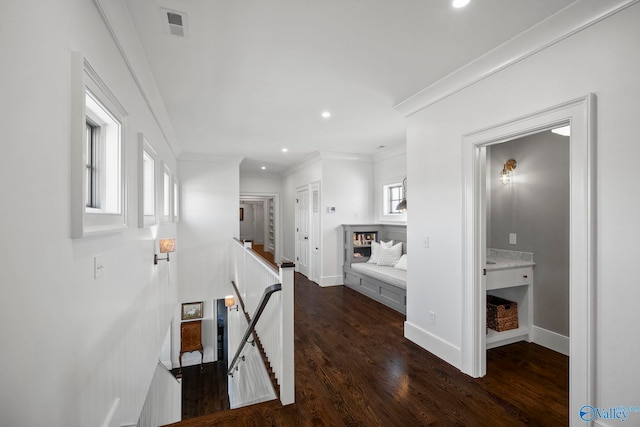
[461,95,596,419]
[295,186,310,277]
[239,193,280,263]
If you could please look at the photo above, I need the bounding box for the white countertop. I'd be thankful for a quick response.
[486,248,535,271]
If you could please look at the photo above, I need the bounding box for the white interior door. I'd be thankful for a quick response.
[310,182,321,283]
[296,188,310,277]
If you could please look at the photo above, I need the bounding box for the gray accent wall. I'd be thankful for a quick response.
[488,131,570,337]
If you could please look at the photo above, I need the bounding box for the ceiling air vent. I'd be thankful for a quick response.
[161,8,188,38]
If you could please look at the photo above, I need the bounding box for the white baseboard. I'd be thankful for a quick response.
[531,325,569,356]
[404,321,461,370]
[319,275,342,287]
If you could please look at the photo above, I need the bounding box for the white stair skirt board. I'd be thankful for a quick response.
[404,321,462,370]
[531,326,569,356]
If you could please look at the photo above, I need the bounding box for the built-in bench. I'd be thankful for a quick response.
[341,224,407,314]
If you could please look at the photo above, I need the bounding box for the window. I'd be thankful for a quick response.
[162,163,172,222]
[71,53,128,237]
[138,134,157,228]
[85,121,99,208]
[384,183,404,215]
[172,177,180,222]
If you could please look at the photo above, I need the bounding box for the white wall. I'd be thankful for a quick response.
[282,157,322,262]
[321,157,374,285]
[373,145,407,224]
[176,157,240,367]
[282,154,374,286]
[402,2,640,414]
[0,1,178,425]
[240,174,284,194]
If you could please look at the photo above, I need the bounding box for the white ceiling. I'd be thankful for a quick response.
[125,0,574,175]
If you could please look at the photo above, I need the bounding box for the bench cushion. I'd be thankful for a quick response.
[351,263,407,289]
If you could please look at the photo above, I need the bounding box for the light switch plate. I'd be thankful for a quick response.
[509,233,517,245]
[94,255,104,279]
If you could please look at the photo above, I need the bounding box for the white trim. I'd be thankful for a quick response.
[394,0,638,117]
[93,0,182,157]
[100,397,120,427]
[461,94,596,426]
[373,144,406,163]
[71,52,128,238]
[318,275,342,287]
[531,326,569,356]
[239,192,281,263]
[137,134,158,228]
[404,321,461,369]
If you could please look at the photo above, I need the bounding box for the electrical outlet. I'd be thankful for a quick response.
[429,311,436,325]
[509,233,517,245]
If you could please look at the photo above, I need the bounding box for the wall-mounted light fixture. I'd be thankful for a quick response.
[225,295,238,311]
[154,238,176,264]
[395,177,407,211]
[500,159,517,185]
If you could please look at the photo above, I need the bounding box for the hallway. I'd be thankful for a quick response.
[169,273,568,426]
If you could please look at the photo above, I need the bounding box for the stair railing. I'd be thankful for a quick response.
[227,283,282,376]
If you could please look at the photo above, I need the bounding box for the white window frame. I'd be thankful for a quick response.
[161,162,172,222]
[384,183,404,215]
[71,52,128,238]
[138,134,157,228]
[382,182,406,222]
[172,175,180,222]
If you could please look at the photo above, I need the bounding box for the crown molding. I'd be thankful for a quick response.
[394,0,639,117]
[373,143,406,163]
[179,153,244,165]
[94,0,182,157]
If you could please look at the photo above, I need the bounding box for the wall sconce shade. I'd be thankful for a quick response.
[154,238,176,264]
[500,159,517,185]
[225,295,238,311]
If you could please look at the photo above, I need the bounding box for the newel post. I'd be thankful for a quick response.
[279,261,295,405]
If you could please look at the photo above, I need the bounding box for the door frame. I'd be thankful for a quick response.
[461,94,596,423]
[295,185,310,277]
[239,192,280,262]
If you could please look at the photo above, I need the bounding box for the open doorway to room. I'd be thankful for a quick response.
[461,95,596,421]
[485,130,570,356]
[239,193,280,264]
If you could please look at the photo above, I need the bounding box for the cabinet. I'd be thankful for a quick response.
[341,224,379,265]
[486,266,533,349]
[180,320,203,371]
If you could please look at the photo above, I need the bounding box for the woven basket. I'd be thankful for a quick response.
[487,295,518,332]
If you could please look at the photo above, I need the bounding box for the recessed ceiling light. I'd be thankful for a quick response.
[452,0,470,8]
[321,111,331,119]
[282,148,288,153]
[261,166,266,170]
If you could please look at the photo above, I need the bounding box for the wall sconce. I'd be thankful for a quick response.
[395,177,407,211]
[154,238,175,264]
[500,159,517,185]
[225,295,238,311]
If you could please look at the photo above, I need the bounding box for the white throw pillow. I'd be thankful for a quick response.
[367,240,393,264]
[394,254,407,271]
[377,242,403,267]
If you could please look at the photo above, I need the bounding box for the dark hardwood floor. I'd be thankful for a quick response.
[167,273,568,426]
[173,362,230,419]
